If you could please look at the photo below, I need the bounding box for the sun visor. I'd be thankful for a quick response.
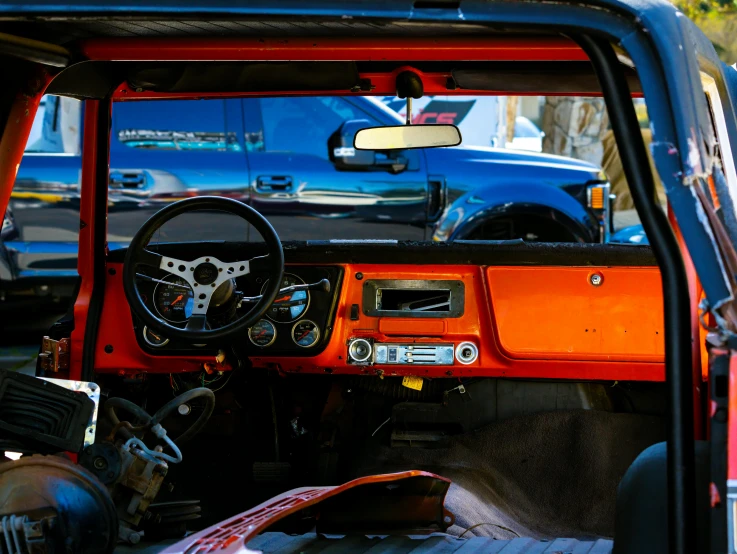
[127,62,362,93]
[452,62,642,94]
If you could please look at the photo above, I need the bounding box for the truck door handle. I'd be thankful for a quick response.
[256,176,293,192]
[109,170,146,188]
[427,176,447,221]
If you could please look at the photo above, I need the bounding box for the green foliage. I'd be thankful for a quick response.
[671,1,737,62]
[673,0,736,19]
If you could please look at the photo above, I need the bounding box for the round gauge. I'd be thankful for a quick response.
[292,320,320,348]
[262,273,309,323]
[143,326,169,348]
[154,275,194,323]
[248,319,277,347]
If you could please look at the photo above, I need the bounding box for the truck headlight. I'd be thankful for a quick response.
[587,182,612,243]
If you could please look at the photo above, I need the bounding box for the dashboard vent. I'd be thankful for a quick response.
[378,288,450,313]
[363,279,464,318]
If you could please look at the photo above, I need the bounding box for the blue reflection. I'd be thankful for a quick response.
[291,290,307,319]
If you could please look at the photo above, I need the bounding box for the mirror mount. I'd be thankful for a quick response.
[396,70,424,126]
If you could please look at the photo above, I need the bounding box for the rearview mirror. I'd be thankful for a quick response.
[354,124,462,150]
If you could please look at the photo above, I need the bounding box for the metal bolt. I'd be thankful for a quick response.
[443,515,452,524]
[590,273,603,286]
[178,403,191,416]
[93,456,108,470]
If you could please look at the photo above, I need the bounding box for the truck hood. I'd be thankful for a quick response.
[428,145,602,178]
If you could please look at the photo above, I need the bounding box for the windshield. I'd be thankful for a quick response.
[12,93,649,248]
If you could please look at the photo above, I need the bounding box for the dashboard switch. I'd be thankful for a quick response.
[350,304,360,320]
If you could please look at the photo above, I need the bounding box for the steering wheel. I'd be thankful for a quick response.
[123,196,284,342]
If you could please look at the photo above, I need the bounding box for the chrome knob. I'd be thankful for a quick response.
[348,338,373,364]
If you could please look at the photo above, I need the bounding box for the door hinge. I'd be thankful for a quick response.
[38,337,70,373]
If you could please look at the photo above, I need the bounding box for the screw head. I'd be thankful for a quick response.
[590,273,603,286]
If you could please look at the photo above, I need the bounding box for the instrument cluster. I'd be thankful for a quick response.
[133,265,342,355]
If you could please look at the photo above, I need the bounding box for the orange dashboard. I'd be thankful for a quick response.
[94,261,665,381]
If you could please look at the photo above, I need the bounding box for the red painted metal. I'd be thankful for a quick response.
[81,36,588,62]
[160,470,451,554]
[0,69,51,236]
[113,71,604,100]
[96,262,665,381]
[70,99,111,380]
[488,266,664,362]
[94,262,231,375]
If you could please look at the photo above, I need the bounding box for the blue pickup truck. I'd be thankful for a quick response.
[1,94,609,306]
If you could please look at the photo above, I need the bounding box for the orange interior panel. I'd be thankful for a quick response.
[487,267,664,362]
[96,262,665,381]
[378,318,447,336]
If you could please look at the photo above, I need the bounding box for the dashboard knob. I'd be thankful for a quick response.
[348,338,373,364]
[455,342,478,365]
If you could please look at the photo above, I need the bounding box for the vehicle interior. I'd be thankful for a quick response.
[0,3,732,554]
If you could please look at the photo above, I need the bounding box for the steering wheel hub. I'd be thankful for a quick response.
[193,262,218,285]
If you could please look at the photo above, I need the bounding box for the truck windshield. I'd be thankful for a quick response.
[12,94,650,249]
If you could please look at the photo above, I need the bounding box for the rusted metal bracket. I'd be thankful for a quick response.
[38,337,70,373]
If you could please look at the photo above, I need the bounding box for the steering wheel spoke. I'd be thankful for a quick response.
[215,257,254,280]
[159,255,197,286]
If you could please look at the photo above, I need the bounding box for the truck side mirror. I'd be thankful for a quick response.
[328,120,376,170]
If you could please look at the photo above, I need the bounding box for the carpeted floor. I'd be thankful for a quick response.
[352,409,665,540]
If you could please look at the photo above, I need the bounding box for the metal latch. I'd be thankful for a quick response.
[38,337,70,373]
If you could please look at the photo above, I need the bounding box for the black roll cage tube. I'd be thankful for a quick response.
[575,35,696,554]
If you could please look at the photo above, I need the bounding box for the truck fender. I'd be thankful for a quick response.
[437,182,597,242]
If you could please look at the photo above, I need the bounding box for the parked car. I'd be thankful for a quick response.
[507,116,544,152]
[1,94,609,305]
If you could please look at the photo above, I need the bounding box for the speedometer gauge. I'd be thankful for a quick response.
[292,320,320,348]
[262,273,309,323]
[154,275,194,323]
[249,319,276,347]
